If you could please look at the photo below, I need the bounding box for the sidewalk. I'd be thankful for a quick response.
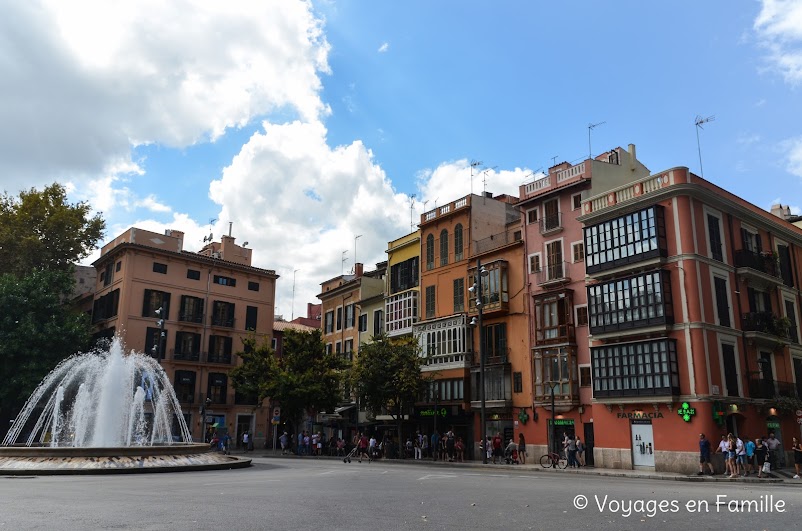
[251,450,802,486]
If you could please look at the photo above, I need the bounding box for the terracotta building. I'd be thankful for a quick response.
[90,227,277,446]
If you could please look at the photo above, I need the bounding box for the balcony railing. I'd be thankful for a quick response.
[536,260,570,286]
[211,317,236,328]
[741,312,789,339]
[536,323,575,345]
[179,312,203,324]
[748,378,798,399]
[207,352,233,364]
[472,228,522,255]
[175,391,196,404]
[735,250,780,278]
[539,212,562,234]
[171,349,200,362]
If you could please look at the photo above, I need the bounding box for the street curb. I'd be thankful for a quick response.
[254,453,799,485]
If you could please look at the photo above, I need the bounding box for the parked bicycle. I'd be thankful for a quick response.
[540,451,568,469]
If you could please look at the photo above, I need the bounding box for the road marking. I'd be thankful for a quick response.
[417,474,458,481]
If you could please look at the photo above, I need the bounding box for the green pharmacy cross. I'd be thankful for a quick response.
[518,408,529,425]
[677,402,696,422]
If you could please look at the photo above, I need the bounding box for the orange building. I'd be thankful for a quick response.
[90,227,277,446]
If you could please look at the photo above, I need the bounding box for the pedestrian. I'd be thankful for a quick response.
[755,438,769,478]
[715,434,729,475]
[792,437,802,479]
[455,437,464,462]
[517,433,527,465]
[575,436,584,467]
[413,435,421,460]
[279,431,288,454]
[766,432,782,469]
[242,430,250,452]
[303,432,310,456]
[369,433,377,460]
[431,431,440,461]
[421,432,429,458]
[446,430,456,462]
[727,433,738,478]
[485,435,493,462]
[492,432,503,464]
[735,435,746,476]
[697,434,714,476]
[311,431,319,456]
[359,432,370,463]
[745,435,756,475]
[567,435,578,468]
[222,432,232,455]
[297,431,304,456]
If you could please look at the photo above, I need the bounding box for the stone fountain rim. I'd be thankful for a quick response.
[0,442,211,458]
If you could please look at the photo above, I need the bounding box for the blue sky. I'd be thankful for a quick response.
[2,0,801,319]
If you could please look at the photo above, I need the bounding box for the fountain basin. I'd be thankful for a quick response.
[0,443,251,475]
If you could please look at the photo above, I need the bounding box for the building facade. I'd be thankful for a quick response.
[91,227,277,446]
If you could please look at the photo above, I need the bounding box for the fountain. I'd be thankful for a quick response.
[0,337,250,474]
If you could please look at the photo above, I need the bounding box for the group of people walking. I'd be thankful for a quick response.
[698,432,802,479]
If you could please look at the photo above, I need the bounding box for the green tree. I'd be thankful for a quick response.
[0,269,94,430]
[350,334,425,450]
[231,328,346,436]
[0,183,105,277]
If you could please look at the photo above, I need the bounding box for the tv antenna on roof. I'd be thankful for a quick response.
[588,121,606,160]
[694,115,715,179]
[409,194,416,231]
[470,160,483,196]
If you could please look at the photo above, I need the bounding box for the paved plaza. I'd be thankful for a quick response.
[1,455,801,530]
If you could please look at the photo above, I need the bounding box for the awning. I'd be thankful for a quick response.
[334,404,356,414]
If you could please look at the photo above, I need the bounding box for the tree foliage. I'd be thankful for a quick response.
[350,334,425,422]
[231,328,347,426]
[0,183,105,277]
[0,269,94,426]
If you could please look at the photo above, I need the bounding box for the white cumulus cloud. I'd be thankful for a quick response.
[378,42,390,53]
[754,0,802,83]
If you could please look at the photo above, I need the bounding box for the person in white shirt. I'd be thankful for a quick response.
[368,435,377,460]
[736,437,747,477]
[715,434,731,476]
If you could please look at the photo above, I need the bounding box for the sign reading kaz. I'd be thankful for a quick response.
[617,411,664,420]
[677,402,696,422]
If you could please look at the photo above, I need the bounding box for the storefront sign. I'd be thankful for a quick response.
[548,419,575,426]
[713,401,726,426]
[677,402,696,422]
[767,421,780,429]
[518,408,529,425]
[616,411,664,420]
[416,407,448,418]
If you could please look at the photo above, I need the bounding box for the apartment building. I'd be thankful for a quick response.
[413,193,522,455]
[577,162,802,472]
[90,227,277,446]
[517,146,650,464]
[385,231,421,339]
[317,262,385,438]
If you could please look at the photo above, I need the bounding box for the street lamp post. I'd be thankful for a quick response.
[471,259,489,464]
[547,381,559,459]
[151,306,165,360]
[199,397,211,443]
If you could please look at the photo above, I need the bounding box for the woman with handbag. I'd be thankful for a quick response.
[755,438,770,478]
[792,437,802,479]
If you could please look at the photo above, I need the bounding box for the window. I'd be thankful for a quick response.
[468,260,509,311]
[115,261,121,272]
[542,199,560,231]
[482,323,507,358]
[454,224,464,261]
[426,234,435,270]
[103,262,113,286]
[179,296,204,323]
[325,343,332,355]
[213,275,236,287]
[92,289,120,322]
[390,257,419,293]
[207,373,228,404]
[721,344,739,397]
[513,372,523,393]
[534,292,572,343]
[373,309,384,336]
[527,208,538,225]
[385,291,418,335]
[576,306,588,327]
[324,311,334,334]
[440,230,449,266]
[173,370,196,403]
[142,289,171,319]
[707,214,723,262]
[584,205,667,274]
[345,304,355,328]
[528,253,541,274]
[208,335,233,364]
[153,262,168,274]
[713,276,730,327]
[336,307,343,330]
[545,241,564,281]
[534,347,575,396]
[426,379,464,401]
[248,281,260,292]
[211,301,235,327]
[335,341,341,356]
[572,241,584,262]
[453,278,465,313]
[187,269,201,280]
[592,339,679,398]
[785,299,799,343]
[145,327,167,359]
[358,314,368,332]
[740,227,761,253]
[245,306,257,331]
[174,332,201,361]
[778,244,794,287]
[579,366,591,387]
[587,270,674,334]
[344,339,354,362]
[572,193,582,210]
[425,285,436,319]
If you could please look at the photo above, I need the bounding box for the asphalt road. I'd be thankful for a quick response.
[1,456,800,530]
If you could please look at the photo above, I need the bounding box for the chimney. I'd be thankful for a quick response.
[628,144,637,172]
[354,262,364,278]
[770,204,791,220]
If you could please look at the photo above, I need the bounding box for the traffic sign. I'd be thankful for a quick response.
[795,409,802,417]
[797,417,802,425]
